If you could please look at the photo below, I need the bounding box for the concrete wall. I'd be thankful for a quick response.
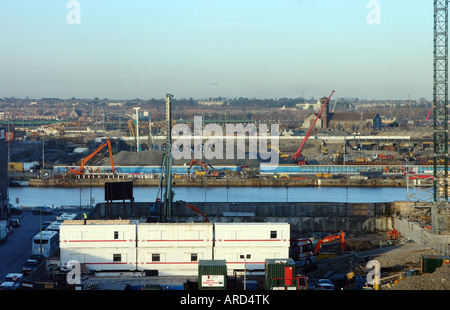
[92,201,394,234]
[394,217,450,256]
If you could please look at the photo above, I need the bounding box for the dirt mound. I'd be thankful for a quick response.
[388,265,450,290]
[346,240,377,252]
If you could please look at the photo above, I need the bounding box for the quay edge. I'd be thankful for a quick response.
[26,177,408,188]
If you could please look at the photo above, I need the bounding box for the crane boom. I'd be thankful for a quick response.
[292,90,335,164]
[68,140,116,175]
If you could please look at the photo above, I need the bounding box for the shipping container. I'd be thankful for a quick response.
[213,223,290,274]
[8,162,23,172]
[59,221,291,276]
[421,255,450,273]
[60,220,137,271]
[198,260,227,290]
[265,258,298,290]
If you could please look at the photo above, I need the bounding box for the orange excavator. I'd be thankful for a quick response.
[187,159,215,175]
[175,200,210,222]
[68,140,116,175]
[314,231,346,255]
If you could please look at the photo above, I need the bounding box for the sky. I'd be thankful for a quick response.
[0,0,434,101]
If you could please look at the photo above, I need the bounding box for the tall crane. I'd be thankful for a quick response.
[432,0,449,232]
[292,90,335,165]
[162,94,174,222]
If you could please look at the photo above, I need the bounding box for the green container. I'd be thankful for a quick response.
[265,258,297,290]
[198,260,227,290]
[421,255,450,273]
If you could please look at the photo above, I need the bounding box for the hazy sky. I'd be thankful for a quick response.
[0,0,433,101]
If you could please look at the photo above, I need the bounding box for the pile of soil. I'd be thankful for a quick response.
[388,265,450,290]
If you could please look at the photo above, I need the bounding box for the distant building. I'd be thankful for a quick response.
[0,128,9,220]
[328,112,382,131]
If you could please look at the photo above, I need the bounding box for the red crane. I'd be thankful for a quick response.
[292,90,335,165]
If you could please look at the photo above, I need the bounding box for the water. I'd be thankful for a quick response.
[8,186,411,208]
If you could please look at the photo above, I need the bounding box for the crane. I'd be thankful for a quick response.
[292,90,335,165]
[68,140,116,175]
[314,231,346,255]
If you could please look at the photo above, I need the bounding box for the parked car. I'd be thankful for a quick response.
[32,206,53,215]
[41,221,53,230]
[0,273,24,290]
[10,219,20,228]
[22,259,39,275]
[315,279,335,290]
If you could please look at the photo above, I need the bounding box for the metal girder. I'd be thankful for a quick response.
[162,93,174,221]
[433,0,449,206]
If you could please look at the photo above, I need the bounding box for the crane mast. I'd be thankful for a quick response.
[432,0,449,232]
[162,93,174,222]
[292,90,335,165]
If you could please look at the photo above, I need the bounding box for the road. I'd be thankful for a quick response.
[0,210,58,280]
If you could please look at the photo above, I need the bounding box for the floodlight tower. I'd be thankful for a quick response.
[133,107,141,152]
[162,93,174,222]
[432,0,449,230]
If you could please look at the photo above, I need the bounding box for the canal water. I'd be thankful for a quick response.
[8,186,412,208]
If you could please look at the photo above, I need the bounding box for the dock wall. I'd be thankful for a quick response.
[91,201,395,234]
[28,176,408,188]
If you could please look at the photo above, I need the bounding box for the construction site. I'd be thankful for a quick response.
[3,2,450,294]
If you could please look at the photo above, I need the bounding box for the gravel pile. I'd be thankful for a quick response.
[388,264,450,290]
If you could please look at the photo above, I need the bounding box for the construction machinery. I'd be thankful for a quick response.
[387,229,401,243]
[187,159,220,176]
[68,140,116,175]
[314,231,346,255]
[268,144,289,159]
[174,200,210,222]
[292,90,335,165]
[320,140,328,155]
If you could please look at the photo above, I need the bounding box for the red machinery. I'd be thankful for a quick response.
[314,231,346,255]
[175,200,210,222]
[187,159,218,176]
[68,140,116,175]
[292,90,335,165]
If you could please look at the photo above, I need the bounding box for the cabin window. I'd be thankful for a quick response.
[270,231,277,239]
[113,254,121,262]
[191,253,198,262]
[152,254,160,262]
[114,231,119,239]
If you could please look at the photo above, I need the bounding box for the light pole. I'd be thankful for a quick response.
[133,107,141,152]
[240,254,251,290]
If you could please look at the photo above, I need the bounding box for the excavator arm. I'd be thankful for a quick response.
[314,231,345,255]
[69,140,116,175]
[175,200,210,222]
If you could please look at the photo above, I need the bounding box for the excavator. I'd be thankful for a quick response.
[187,159,219,177]
[267,144,289,159]
[314,231,346,255]
[174,200,210,222]
[292,90,335,165]
[68,140,116,175]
